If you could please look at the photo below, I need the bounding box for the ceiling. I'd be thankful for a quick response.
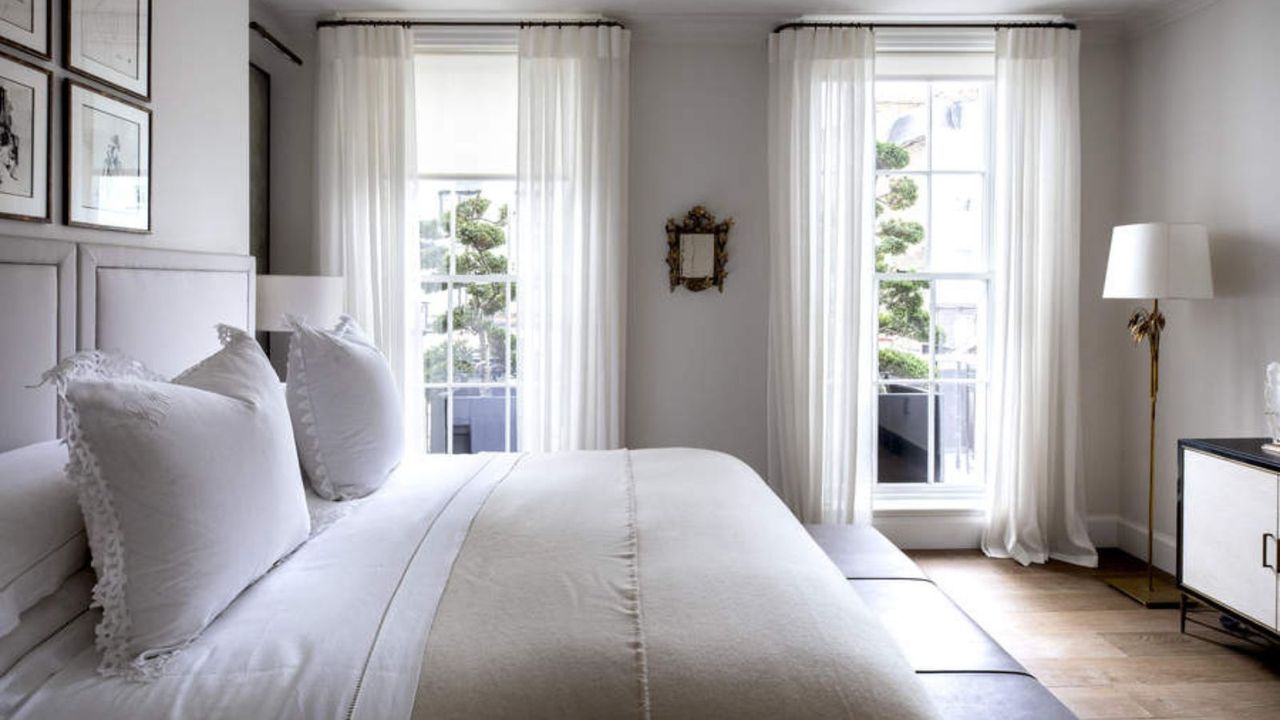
[260,0,1207,24]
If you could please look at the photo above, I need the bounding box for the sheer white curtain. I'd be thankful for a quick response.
[515,26,629,452]
[766,28,877,524]
[983,28,1096,566]
[315,26,423,451]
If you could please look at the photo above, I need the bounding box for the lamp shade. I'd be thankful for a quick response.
[256,275,345,332]
[1102,223,1213,300]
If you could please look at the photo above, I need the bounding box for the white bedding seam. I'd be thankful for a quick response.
[344,454,525,720]
[623,451,653,720]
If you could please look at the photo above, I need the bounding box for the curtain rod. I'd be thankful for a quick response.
[772,21,1077,33]
[250,21,303,65]
[316,19,625,30]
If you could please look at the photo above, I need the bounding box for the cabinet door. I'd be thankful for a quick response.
[1182,449,1279,630]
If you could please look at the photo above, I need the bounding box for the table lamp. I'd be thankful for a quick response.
[1102,222,1213,607]
[256,275,345,332]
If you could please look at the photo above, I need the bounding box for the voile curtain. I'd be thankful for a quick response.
[315,25,424,452]
[766,28,878,524]
[515,26,630,452]
[983,27,1097,566]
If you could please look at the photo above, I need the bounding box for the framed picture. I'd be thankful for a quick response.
[64,79,150,232]
[0,0,50,59]
[64,0,150,100]
[0,51,50,222]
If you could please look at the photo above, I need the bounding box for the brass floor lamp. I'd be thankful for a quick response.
[1101,223,1213,608]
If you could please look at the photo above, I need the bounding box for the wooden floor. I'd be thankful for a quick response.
[907,549,1280,720]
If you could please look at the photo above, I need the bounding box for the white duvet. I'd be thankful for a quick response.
[7,449,934,720]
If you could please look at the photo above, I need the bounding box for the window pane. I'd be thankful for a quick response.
[875,174,929,272]
[930,174,984,271]
[878,279,932,380]
[931,83,988,171]
[449,387,515,453]
[878,382,931,484]
[452,282,508,384]
[875,81,928,171]
[937,383,981,485]
[452,181,515,276]
[422,281,450,384]
[934,280,986,381]
[415,53,517,177]
[417,183,454,275]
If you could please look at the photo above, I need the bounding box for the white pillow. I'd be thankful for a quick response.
[49,327,310,679]
[0,441,86,638]
[286,316,403,500]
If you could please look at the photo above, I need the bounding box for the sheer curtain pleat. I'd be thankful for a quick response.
[516,26,629,451]
[983,28,1096,566]
[315,26,424,452]
[766,28,877,524]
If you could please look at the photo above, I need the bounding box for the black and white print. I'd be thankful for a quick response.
[0,0,47,58]
[65,80,149,231]
[0,51,48,221]
[65,0,149,99]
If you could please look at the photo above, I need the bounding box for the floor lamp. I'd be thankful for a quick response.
[1102,223,1213,607]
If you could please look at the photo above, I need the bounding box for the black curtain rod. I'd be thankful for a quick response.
[773,21,1077,33]
[316,19,625,30]
[250,21,303,65]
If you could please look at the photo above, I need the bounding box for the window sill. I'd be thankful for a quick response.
[873,494,986,516]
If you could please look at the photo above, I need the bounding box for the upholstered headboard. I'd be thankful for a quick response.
[79,244,256,378]
[0,238,256,451]
[0,237,75,452]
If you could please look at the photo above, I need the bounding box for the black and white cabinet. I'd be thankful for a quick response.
[1178,438,1280,637]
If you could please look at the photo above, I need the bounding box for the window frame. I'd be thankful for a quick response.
[871,68,996,502]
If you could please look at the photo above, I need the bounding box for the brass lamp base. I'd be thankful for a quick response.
[1105,575,1182,608]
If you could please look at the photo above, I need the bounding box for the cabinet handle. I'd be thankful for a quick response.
[1266,533,1278,572]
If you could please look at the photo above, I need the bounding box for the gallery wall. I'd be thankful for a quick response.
[0,0,249,255]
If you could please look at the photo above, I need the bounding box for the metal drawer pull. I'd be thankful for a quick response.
[1266,533,1278,571]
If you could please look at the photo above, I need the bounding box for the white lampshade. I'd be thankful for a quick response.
[256,275,345,332]
[1102,223,1214,300]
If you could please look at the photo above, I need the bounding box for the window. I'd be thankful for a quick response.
[415,48,519,454]
[873,44,993,493]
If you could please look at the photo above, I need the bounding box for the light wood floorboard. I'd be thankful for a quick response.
[907,549,1280,720]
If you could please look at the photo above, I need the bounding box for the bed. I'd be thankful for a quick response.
[0,238,1069,719]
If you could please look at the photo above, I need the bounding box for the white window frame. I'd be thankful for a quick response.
[871,47,995,503]
[415,44,519,455]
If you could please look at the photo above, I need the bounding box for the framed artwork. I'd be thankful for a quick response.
[64,0,150,100]
[0,51,50,222]
[0,0,49,58]
[64,79,150,232]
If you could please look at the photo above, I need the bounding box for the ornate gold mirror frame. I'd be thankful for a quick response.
[665,205,732,293]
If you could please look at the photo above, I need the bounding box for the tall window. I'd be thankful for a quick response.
[873,46,993,492]
[415,49,518,453]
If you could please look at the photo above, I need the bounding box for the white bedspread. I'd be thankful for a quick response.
[9,449,934,720]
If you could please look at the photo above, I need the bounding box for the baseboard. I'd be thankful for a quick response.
[1115,516,1177,573]
[1087,514,1119,547]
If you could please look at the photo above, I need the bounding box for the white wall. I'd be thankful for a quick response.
[625,18,773,475]
[1115,0,1280,570]
[0,0,249,255]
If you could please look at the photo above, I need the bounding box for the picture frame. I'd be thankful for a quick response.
[64,79,151,232]
[64,0,150,100]
[0,50,51,222]
[665,205,732,293]
[0,0,50,59]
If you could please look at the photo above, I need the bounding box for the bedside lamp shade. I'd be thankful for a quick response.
[256,275,344,332]
[1102,223,1213,300]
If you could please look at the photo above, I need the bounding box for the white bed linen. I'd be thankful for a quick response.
[8,453,494,720]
